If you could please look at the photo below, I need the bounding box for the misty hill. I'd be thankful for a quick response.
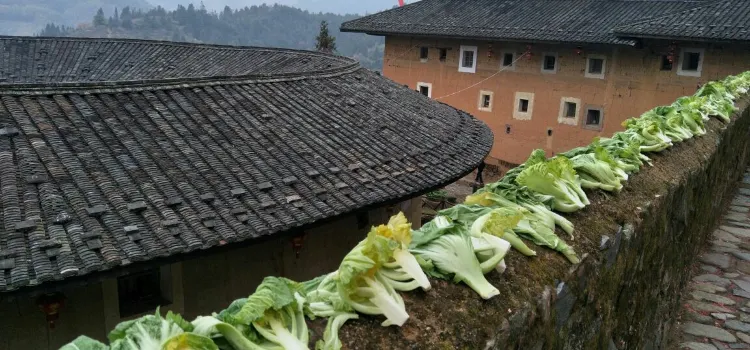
[0,0,150,35]
[38,4,385,70]
[147,0,406,15]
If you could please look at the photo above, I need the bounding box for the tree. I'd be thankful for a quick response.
[93,8,106,26]
[315,20,336,54]
[121,6,133,29]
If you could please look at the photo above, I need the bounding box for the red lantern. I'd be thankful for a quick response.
[575,47,583,55]
[525,45,533,60]
[487,44,493,58]
[291,234,305,258]
[37,293,66,329]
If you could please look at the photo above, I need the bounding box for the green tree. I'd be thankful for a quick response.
[315,20,336,54]
[93,8,106,26]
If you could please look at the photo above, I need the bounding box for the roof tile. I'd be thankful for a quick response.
[0,37,491,293]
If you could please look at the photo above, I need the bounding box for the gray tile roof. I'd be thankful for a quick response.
[0,37,352,85]
[341,0,726,45]
[0,37,492,293]
[614,0,750,42]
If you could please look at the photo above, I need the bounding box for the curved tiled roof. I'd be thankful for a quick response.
[0,36,356,86]
[0,37,493,292]
[341,0,711,45]
[613,0,750,42]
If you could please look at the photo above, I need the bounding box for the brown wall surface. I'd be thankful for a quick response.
[383,36,750,166]
[0,201,421,349]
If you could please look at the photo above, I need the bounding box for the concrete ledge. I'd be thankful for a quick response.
[319,98,750,349]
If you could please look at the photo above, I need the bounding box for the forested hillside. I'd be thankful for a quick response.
[0,0,150,35]
[38,4,385,70]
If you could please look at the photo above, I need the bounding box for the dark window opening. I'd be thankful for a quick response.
[660,55,673,71]
[564,102,577,118]
[419,85,430,97]
[682,51,701,71]
[588,58,604,74]
[356,212,369,229]
[586,109,602,127]
[543,55,556,71]
[118,268,170,318]
[505,125,511,134]
[462,50,475,68]
[439,48,447,62]
[481,94,491,109]
[519,99,529,112]
[547,129,553,136]
[419,47,428,60]
[502,53,514,67]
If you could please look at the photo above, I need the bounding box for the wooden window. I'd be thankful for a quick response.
[439,48,447,62]
[557,97,581,126]
[416,82,432,98]
[514,92,534,120]
[564,102,577,118]
[478,90,493,112]
[584,108,604,130]
[585,55,606,79]
[677,48,704,77]
[458,45,478,73]
[419,47,428,61]
[118,267,171,318]
[502,52,515,67]
[519,99,529,112]
[542,53,558,73]
[660,55,673,71]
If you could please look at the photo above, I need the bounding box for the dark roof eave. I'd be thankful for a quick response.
[340,27,637,46]
[612,31,750,44]
[0,144,491,300]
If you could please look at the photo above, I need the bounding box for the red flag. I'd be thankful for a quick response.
[398,0,405,6]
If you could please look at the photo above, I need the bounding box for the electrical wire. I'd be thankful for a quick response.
[434,53,528,101]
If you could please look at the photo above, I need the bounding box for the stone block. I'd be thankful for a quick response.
[700,253,732,269]
[692,290,736,305]
[694,274,732,287]
[683,322,737,342]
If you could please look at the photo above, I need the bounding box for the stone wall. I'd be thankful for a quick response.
[334,100,750,349]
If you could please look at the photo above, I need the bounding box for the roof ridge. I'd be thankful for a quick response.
[2,35,351,58]
[0,36,362,92]
[0,64,364,95]
[612,0,727,31]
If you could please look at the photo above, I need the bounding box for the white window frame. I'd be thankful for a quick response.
[541,52,558,73]
[500,51,516,71]
[458,45,478,73]
[677,48,705,77]
[583,106,604,130]
[478,90,494,112]
[585,54,607,79]
[513,92,535,120]
[558,97,581,126]
[416,82,432,98]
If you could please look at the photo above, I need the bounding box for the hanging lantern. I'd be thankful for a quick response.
[291,234,305,258]
[575,46,583,55]
[37,293,66,329]
[525,45,533,60]
[487,44,494,58]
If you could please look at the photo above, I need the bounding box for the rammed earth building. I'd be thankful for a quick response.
[0,36,491,349]
[342,0,750,169]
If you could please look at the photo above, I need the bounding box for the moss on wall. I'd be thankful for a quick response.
[321,98,750,349]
